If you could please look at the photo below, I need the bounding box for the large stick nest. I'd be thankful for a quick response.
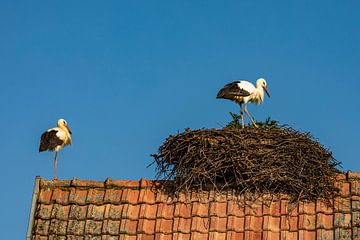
[152,122,341,203]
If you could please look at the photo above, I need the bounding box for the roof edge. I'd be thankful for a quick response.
[36,171,356,190]
[26,176,40,240]
[39,176,167,189]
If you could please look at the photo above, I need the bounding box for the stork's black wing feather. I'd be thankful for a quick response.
[216,81,251,99]
[39,130,64,152]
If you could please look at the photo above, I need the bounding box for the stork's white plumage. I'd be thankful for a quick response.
[217,78,270,128]
[39,119,72,180]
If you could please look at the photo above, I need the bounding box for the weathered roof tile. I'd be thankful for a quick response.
[29,173,360,239]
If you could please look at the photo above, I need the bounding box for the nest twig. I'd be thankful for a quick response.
[151,124,341,203]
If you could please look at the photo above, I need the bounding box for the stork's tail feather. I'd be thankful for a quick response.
[216,88,228,99]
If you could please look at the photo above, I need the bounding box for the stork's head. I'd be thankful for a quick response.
[58,118,72,134]
[256,78,270,98]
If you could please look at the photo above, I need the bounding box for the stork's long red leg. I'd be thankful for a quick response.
[54,151,58,181]
[244,104,258,128]
[239,104,245,128]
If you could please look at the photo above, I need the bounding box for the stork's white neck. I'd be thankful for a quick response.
[254,82,265,104]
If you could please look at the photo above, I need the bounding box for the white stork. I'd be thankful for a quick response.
[39,119,72,180]
[217,78,270,128]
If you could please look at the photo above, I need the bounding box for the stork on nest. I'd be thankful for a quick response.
[39,118,72,180]
[217,78,270,128]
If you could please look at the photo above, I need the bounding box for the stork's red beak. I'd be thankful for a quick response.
[264,86,270,98]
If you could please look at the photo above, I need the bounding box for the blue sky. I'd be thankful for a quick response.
[1,1,359,238]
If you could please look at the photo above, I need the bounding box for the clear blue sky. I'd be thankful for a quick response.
[1,1,359,238]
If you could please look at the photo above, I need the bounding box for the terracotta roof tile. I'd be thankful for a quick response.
[28,172,360,239]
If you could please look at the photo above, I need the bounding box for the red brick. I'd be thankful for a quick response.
[69,205,87,220]
[316,213,333,229]
[263,201,280,217]
[52,204,70,220]
[191,217,209,233]
[192,202,209,217]
[175,217,191,233]
[316,200,333,214]
[35,219,50,235]
[245,202,262,217]
[138,219,156,234]
[137,234,156,240]
[73,180,104,188]
[227,201,245,217]
[263,216,280,232]
[49,219,68,235]
[69,188,88,205]
[108,205,124,220]
[352,180,360,195]
[226,231,244,240]
[280,216,290,231]
[87,189,105,204]
[353,212,360,226]
[121,189,140,204]
[263,231,280,240]
[155,218,173,234]
[245,231,262,239]
[104,189,122,203]
[210,202,227,217]
[174,203,192,218]
[245,216,263,232]
[352,200,360,210]
[119,234,137,240]
[102,219,120,235]
[209,232,226,240]
[353,227,360,240]
[48,236,66,240]
[51,188,70,204]
[299,214,316,230]
[335,181,350,197]
[334,213,351,228]
[120,219,138,234]
[155,233,173,240]
[37,204,53,219]
[280,200,289,215]
[336,173,346,180]
[289,216,298,231]
[85,220,103,235]
[173,233,190,240]
[280,231,297,240]
[209,216,227,232]
[139,189,156,204]
[190,232,208,240]
[67,220,85,235]
[139,204,157,219]
[157,204,175,219]
[66,235,85,240]
[227,216,245,232]
[190,191,209,203]
[39,188,53,204]
[316,229,334,240]
[299,202,316,215]
[33,236,48,240]
[157,190,176,203]
[111,180,139,188]
[298,230,316,240]
[334,197,351,213]
[122,204,140,220]
[335,228,352,239]
[87,205,106,220]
